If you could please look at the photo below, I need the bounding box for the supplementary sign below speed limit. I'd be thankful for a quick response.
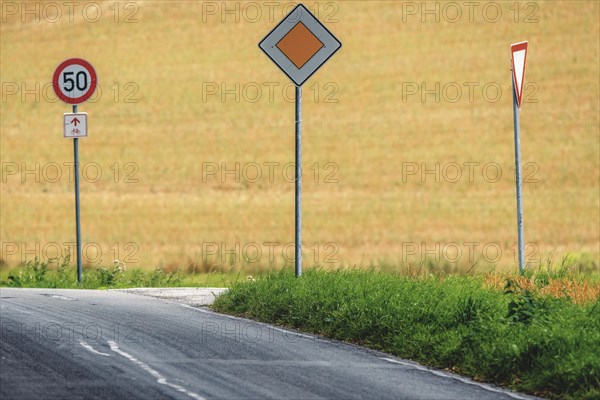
[52,58,97,104]
[64,113,88,138]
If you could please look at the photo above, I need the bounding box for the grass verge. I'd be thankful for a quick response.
[212,268,600,399]
[0,257,249,289]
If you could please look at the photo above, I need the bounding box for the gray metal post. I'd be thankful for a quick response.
[295,86,302,277]
[73,104,83,283]
[511,75,525,274]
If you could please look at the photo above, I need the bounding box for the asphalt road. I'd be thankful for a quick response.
[0,288,537,400]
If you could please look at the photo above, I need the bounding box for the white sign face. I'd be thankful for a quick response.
[64,113,88,138]
[259,4,341,87]
[53,58,97,104]
[510,41,528,108]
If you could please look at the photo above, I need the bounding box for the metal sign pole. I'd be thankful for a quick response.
[258,5,340,277]
[511,74,525,274]
[295,86,302,277]
[53,59,96,285]
[73,103,83,283]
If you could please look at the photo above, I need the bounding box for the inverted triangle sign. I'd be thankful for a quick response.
[511,41,528,108]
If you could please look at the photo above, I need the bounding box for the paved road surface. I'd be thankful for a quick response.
[0,288,537,400]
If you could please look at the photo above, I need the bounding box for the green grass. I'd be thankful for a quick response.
[212,268,600,399]
[0,257,248,289]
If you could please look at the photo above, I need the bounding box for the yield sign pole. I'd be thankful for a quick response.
[259,4,341,277]
[510,41,528,274]
[511,74,525,274]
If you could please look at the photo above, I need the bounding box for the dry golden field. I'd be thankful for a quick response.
[1,1,598,272]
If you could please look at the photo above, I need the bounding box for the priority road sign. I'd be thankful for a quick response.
[259,4,341,87]
[53,58,97,104]
[259,4,341,278]
[511,41,528,108]
[64,113,88,138]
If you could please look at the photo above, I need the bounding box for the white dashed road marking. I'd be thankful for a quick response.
[78,340,110,357]
[108,340,206,400]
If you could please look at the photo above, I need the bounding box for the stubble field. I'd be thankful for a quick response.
[1,1,598,273]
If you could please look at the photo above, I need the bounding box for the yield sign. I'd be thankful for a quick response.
[259,4,341,87]
[511,41,528,108]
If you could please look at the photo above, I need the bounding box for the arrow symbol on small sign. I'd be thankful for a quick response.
[71,117,80,126]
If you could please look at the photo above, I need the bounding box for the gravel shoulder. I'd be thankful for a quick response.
[112,287,228,306]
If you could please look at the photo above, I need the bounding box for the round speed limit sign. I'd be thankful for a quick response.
[52,58,97,104]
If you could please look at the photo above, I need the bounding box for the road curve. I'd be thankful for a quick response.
[0,288,537,400]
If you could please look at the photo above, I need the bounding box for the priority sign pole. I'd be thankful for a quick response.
[259,4,341,277]
[295,86,302,276]
[510,41,528,274]
[53,58,97,284]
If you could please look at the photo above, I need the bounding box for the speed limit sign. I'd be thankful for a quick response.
[52,58,97,104]
[52,58,98,285]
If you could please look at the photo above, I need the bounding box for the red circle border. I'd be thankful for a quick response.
[52,58,97,104]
